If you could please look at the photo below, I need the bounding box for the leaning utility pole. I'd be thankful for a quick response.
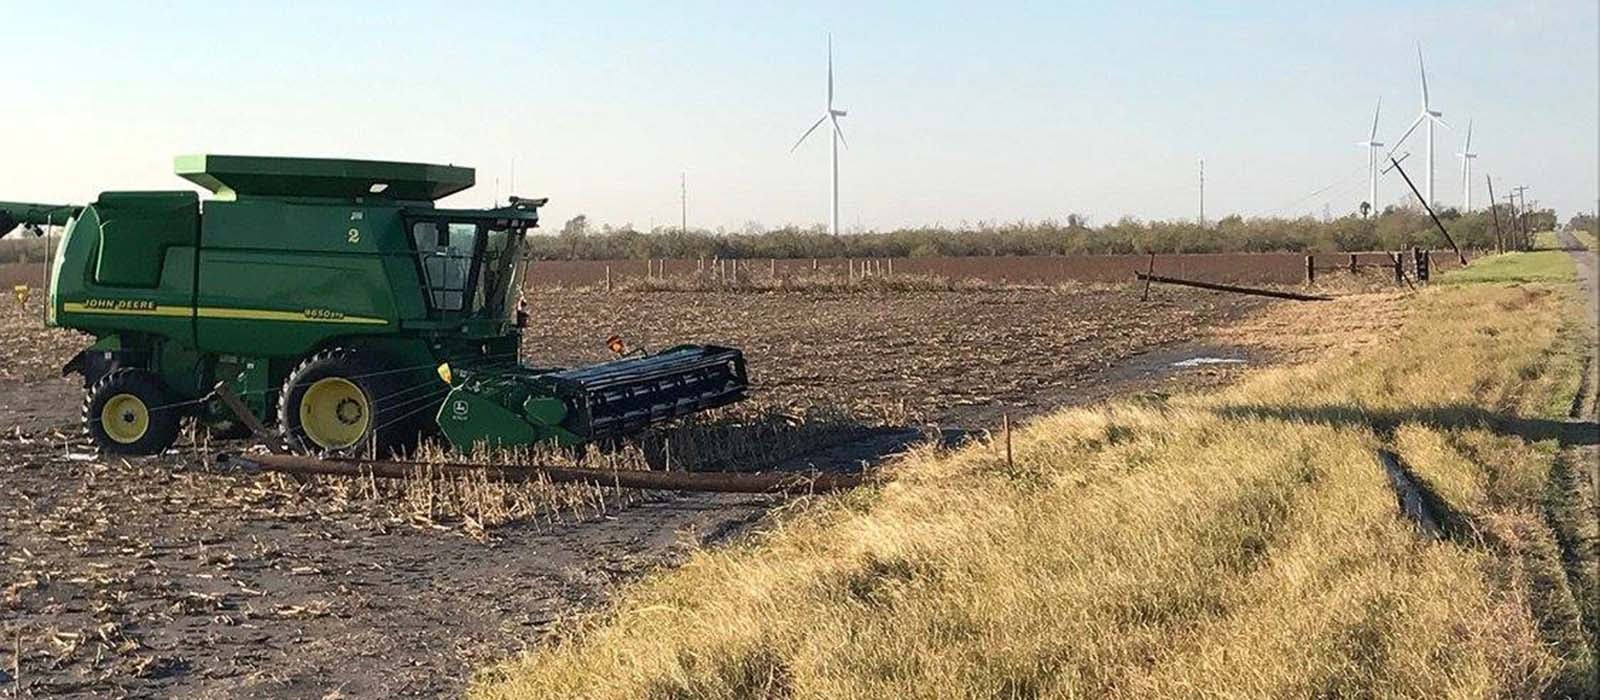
[1385,155,1467,265]
[680,172,688,235]
[1198,158,1205,228]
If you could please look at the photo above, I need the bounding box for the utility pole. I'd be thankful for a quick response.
[1486,175,1503,254]
[680,172,687,235]
[1198,158,1205,227]
[1504,195,1519,249]
[1512,186,1530,248]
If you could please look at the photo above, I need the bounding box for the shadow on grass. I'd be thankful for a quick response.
[1214,403,1598,448]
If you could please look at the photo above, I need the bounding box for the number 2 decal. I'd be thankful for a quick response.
[347,228,361,244]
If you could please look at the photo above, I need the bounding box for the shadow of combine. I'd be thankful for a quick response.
[1213,402,1598,546]
[1213,403,1598,448]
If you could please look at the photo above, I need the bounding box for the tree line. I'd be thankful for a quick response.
[0,206,1569,265]
[530,205,1561,261]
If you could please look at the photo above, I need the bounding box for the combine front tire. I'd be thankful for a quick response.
[83,369,182,456]
[278,348,426,456]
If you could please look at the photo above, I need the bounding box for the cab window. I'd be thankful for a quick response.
[411,221,476,311]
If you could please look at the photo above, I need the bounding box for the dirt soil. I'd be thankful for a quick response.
[2,283,1289,698]
[521,286,1265,425]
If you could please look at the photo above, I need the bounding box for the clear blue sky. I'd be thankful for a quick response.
[2,1,1595,232]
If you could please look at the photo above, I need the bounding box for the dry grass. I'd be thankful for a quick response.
[1211,288,1412,362]
[472,249,1595,699]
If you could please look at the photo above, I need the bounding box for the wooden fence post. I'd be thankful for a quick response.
[1348,253,1357,274]
[770,259,777,277]
[1305,255,1315,284]
[1002,413,1013,471]
[1141,252,1156,301]
[887,258,894,276]
[1391,252,1403,286]
[605,265,613,292]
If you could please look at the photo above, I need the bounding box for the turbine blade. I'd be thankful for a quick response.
[1370,96,1382,140]
[1387,112,1427,158]
[1463,118,1472,150]
[827,34,834,108]
[1417,43,1429,108]
[1431,114,1450,129]
[790,114,829,152]
[831,114,848,149]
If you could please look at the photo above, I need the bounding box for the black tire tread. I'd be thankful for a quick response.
[276,347,431,457]
[82,368,182,456]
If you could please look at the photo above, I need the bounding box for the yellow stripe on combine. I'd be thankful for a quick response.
[62,301,388,325]
[195,307,388,325]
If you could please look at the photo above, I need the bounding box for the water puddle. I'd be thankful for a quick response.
[1170,356,1247,368]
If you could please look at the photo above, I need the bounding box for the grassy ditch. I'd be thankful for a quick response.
[473,249,1595,699]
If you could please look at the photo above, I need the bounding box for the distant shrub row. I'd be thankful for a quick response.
[0,206,1570,264]
[529,205,1561,261]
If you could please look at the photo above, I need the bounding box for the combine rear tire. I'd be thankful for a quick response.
[278,348,429,456]
[83,369,182,456]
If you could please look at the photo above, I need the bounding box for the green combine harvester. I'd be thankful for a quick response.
[0,155,747,456]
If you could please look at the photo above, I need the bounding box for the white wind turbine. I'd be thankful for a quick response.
[1390,44,1448,207]
[1357,97,1384,214]
[791,34,848,236]
[1456,119,1477,210]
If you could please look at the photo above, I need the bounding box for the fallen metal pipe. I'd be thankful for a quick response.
[1133,271,1332,302]
[227,452,866,495]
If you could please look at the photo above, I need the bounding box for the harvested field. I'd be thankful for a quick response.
[0,250,1466,297]
[521,251,1467,288]
[1,261,45,289]
[520,285,1261,425]
[0,279,1276,697]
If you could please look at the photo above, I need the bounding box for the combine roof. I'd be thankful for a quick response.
[174,154,475,202]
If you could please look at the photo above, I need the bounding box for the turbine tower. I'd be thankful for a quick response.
[1456,119,1477,210]
[791,34,848,235]
[1357,97,1384,213]
[1391,44,1447,207]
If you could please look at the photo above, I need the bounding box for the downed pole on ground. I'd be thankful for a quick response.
[224,452,867,495]
[1133,271,1333,302]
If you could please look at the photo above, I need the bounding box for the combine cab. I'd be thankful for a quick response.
[4,155,747,455]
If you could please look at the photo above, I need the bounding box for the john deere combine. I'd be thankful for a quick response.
[1,155,746,455]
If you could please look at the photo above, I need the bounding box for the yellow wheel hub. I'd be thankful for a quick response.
[101,393,150,444]
[299,377,371,449]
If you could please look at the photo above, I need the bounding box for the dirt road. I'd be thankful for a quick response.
[1557,230,1599,528]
